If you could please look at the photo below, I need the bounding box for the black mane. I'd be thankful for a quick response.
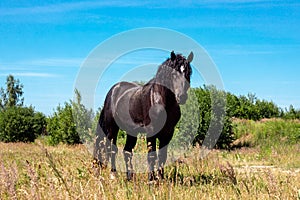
[156,53,192,82]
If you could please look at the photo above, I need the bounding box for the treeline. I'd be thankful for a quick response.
[0,75,299,148]
[0,75,98,145]
[0,75,46,142]
[226,91,300,120]
[179,86,299,149]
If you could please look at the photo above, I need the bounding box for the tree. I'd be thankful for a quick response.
[284,105,300,119]
[46,89,94,145]
[72,89,94,145]
[0,106,46,142]
[171,89,200,150]
[225,91,281,121]
[46,102,80,145]
[191,86,235,149]
[255,99,280,119]
[0,75,46,143]
[0,75,24,110]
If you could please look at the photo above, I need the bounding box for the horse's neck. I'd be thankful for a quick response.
[143,74,176,106]
[151,81,175,106]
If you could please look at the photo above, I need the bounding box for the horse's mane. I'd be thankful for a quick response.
[156,54,192,82]
[141,53,192,102]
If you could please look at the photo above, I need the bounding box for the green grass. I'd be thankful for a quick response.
[233,118,300,146]
[233,119,300,168]
[0,119,300,199]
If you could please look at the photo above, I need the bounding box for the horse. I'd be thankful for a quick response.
[93,51,193,181]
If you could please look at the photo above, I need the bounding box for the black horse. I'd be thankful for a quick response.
[94,51,193,181]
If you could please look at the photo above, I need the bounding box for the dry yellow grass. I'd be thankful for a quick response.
[0,141,299,200]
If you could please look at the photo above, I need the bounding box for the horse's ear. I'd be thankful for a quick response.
[187,51,194,63]
[170,51,176,61]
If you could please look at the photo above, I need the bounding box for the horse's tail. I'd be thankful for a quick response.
[93,109,108,168]
[98,108,105,133]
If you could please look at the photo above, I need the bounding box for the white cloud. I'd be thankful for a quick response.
[0,72,59,78]
[0,58,83,78]
[1,0,298,17]
[23,58,83,67]
[0,58,83,68]
[0,1,149,16]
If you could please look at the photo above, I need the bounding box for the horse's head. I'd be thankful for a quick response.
[171,51,193,104]
[156,51,193,104]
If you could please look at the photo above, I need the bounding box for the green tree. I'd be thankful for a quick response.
[0,75,46,143]
[226,92,281,121]
[0,106,46,142]
[226,93,241,118]
[255,99,280,119]
[72,89,94,147]
[0,75,24,110]
[171,89,200,150]
[46,102,80,145]
[193,86,235,149]
[46,89,94,145]
[284,105,300,119]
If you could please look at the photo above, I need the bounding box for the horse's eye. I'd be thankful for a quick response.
[180,65,185,73]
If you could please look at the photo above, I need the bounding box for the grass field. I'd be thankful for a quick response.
[1,119,300,199]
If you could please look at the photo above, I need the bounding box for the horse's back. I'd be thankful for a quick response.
[112,82,140,97]
[104,81,139,105]
[105,81,137,105]
[102,81,142,131]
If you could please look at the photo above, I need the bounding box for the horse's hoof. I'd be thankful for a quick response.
[147,180,156,185]
[126,171,135,181]
[148,171,157,182]
[157,168,164,180]
[110,171,117,180]
[147,179,160,186]
[100,162,108,169]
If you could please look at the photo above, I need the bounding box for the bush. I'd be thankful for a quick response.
[254,119,300,146]
[283,105,300,119]
[0,106,46,142]
[192,86,235,149]
[226,92,281,121]
[46,102,80,145]
[233,119,300,149]
[46,90,95,146]
[171,89,200,150]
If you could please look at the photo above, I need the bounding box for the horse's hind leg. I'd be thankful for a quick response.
[157,141,167,180]
[107,126,119,179]
[147,136,157,181]
[123,134,137,181]
[94,109,119,170]
[94,122,109,168]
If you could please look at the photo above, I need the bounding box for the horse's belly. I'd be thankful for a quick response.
[113,88,145,133]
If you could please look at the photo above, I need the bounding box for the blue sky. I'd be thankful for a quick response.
[0,0,299,115]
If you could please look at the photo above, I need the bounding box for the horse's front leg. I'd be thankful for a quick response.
[147,136,157,181]
[157,131,173,180]
[123,134,137,181]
